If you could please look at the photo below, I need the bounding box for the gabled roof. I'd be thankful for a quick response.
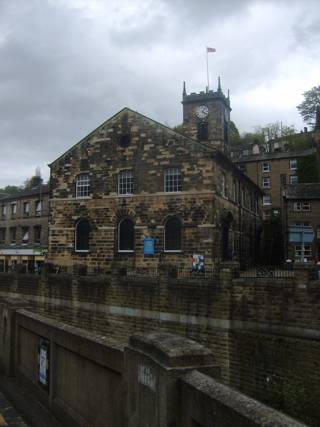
[285,183,320,200]
[48,107,216,167]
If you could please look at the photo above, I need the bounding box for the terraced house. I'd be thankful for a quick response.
[48,84,262,273]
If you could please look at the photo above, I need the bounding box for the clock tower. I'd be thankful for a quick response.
[181,78,231,151]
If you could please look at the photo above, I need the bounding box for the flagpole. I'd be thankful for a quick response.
[206,48,209,91]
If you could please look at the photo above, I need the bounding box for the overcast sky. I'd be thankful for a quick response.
[0,0,319,187]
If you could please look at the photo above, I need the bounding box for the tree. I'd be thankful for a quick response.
[229,121,241,145]
[0,185,21,195]
[297,86,320,126]
[24,167,43,189]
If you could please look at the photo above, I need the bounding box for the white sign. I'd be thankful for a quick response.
[39,348,47,385]
[138,365,156,392]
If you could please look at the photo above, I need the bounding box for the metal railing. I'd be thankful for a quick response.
[239,265,295,278]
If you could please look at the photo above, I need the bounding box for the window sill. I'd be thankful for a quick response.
[118,250,134,253]
[164,250,182,253]
[75,250,89,253]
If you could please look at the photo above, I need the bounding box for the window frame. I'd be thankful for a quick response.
[289,159,297,171]
[118,170,134,196]
[164,168,182,193]
[263,195,271,206]
[164,216,182,253]
[261,162,270,173]
[21,227,29,245]
[34,225,41,245]
[294,244,312,260]
[118,218,135,253]
[262,177,271,189]
[293,201,311,212]
[75,174,90,198]
[290,175,298,185]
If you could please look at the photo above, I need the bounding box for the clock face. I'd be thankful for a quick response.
[195,105,209,119]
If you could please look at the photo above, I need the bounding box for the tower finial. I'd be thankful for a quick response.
[227,89,230,100]
[217,76,222,93]
[183,81,187,97]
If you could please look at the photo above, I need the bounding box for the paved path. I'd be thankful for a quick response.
[0,391,28,427]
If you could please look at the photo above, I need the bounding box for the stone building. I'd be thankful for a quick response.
[48,85,262,273]
[283,183,320,261]
[233,146,316,217]
[0,185,49,272]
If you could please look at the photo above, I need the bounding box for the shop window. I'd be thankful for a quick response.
[75,219,90,252]
[164,217,182,252]
[118,219,134,252]
[76,174,90,198]
[164,168,181,193]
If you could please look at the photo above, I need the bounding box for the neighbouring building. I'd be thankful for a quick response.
[0,185,49,272]
[48,82,262,273]
[233,146,317,217]
[283,183,320,262]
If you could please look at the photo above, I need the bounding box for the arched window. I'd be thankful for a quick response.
[75,219,90,252]
[76,174,90,198]
[164,217,182,252]
[118,219,134,252]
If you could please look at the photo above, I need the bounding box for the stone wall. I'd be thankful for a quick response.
[0,269,319,424]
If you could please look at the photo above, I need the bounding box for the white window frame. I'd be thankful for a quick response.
[118,170,134,196]
[293,201,311,212]
[23,202,30,216]
[35,200,42,216]
[262,162,270,173]
[289,159,297,171]
[290,175,298,185]
[263,195,271,205]
[21,228,29,245]
[164,168,182,193]
[262,177,270,189]
[76,174,90,198]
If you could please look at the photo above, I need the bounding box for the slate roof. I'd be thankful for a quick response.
[0,185,49,202]
[285,183,320,200]
[236,148,315,163]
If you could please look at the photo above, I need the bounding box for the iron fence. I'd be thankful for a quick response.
[239,265,295,279]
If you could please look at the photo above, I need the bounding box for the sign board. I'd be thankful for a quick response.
[38,338,50,391]
[288,225,315,243]
[144,237,155,256]
[138,365,156,392]
[192,254,205,272]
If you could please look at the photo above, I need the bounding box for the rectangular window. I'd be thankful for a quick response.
[10,227,16,244]
[118,170,134,195]
[21,227,29,244]
[262,162,270,172]
[23,202,30,216]
[295,244,312,260]
[11,203,17,218]
[293,201,311,211]
[76,174,90,197]
[289,159,297,170]
[0,228,5,244]
[263,195,271,205]
[34,226,41,244]
[290,175,298,184]
[164,168,181,192]
[262,177,270,188]
[1,205,6,218]
[35,200,42,216]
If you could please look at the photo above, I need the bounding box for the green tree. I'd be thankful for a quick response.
[229,120,241,145]
[297,85,320,125]
[0,185,21,195]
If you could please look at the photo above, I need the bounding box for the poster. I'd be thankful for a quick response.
[144,237,155,255]
[38,339,50,390]
[192,254,205,272]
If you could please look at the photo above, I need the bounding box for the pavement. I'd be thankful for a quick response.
[0,391,28,427]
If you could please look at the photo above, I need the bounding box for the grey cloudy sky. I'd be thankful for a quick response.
[0,0,319,187]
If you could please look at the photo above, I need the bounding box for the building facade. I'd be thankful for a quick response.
[0,185,49,272]
[283,183,320,262]
[48,87,262,273]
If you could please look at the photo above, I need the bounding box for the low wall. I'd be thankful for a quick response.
[0,302,307,426]
[0,267,319,425]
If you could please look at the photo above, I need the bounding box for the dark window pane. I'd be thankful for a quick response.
[165,217,181,251]
[119,219,134,251]
[75,219,90,251]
